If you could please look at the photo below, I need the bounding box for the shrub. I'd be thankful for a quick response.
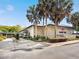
[48,38,67,43]
[0,37,4,41]
[40,36,49,41]
[32,35,40,41]
[26,35,33,40]
[0,35,6,41]
[76,36,79,38]
[25,35,49,42]
[32,35,49,42]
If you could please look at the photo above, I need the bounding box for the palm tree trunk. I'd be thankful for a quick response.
[43,17,44,26]
[34,24,37,37]
[45,17,48,38]
[43,17,45,36]
[54,20,58,38]
[54,25,56,38]
[76,25,78,34]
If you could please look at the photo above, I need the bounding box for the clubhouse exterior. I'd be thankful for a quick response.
[20,24,74,39]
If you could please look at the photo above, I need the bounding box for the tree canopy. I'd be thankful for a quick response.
[67,12,79,31]
[0,25,22,33]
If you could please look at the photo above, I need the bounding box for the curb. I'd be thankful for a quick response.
[49,40,79,48]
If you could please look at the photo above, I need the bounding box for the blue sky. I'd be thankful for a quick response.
[0,0,79,27]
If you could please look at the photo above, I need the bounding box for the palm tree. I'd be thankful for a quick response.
[37,0,73,38]
[26,0,73,38]
[67,12,79,32]
[36,4,45,36]
[37,0,50,37]
[26,5,41,37]
[49,0,73,38]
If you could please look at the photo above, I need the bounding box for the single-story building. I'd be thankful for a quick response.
[20,24,74,39]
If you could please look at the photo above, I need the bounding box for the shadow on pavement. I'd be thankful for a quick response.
[11,48,32,52]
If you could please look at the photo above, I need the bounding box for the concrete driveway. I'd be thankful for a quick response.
[1,42,79,59]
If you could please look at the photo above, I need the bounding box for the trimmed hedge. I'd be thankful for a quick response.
[48,38,67,43]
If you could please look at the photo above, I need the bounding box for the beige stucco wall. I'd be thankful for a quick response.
[26,25,74,39]
[46,26,55,39]
[57,27,73,34]
[37,25,74,39]
[37,26,44,36]
[27,26,34,37]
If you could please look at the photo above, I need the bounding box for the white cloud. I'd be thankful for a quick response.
[0,5,14,15]
[6,5,14,11]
